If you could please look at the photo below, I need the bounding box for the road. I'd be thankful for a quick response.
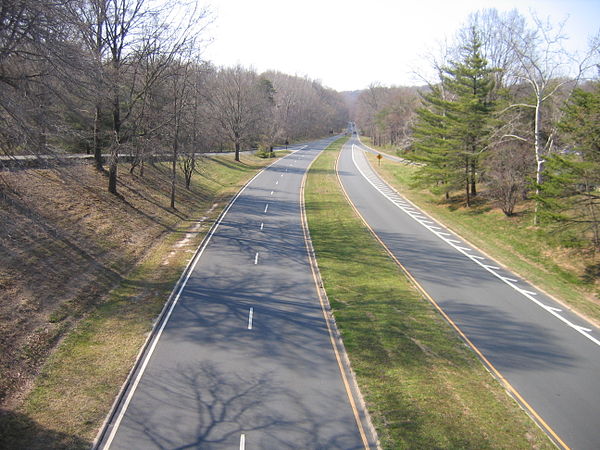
[96,137,376,449]
[338,137,600,450]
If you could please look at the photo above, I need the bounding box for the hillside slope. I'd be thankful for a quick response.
[0,156,269,410]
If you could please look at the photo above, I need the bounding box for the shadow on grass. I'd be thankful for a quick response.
[0,409,90,450]
[208,155,263,172]
[582,262,600,284]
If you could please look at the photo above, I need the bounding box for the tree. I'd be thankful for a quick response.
[497,14,599,223]
[411,84,459,199]
[205,66,271,161]
[0,0,79,162]
[442,28,496,205]
[484,141,532,216]
[538,83,600,247]
[412,28,496,206]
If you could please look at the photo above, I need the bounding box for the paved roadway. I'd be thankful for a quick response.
[97,137,375,449]
[338,137,600,450]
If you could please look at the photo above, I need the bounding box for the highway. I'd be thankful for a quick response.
[338,137,600,450]
[95,137,376,449]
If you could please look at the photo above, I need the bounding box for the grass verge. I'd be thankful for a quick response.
[0,153,278,449]
[304,137,553,449]
[360,139,600,326]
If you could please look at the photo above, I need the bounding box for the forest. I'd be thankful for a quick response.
[0,0,349,204]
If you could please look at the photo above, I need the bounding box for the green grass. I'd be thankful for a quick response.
[359,139,600,325]
[305,137,553,449]
[0,153,279,449]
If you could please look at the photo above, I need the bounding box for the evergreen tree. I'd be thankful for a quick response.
[538,83,600,248]
[411,28,496,206]
[411,85,461,199]
[442,27,496,206]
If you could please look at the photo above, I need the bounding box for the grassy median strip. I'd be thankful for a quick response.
[0,153,278,449]
[305,138,553,449]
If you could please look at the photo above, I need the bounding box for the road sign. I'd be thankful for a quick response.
[377,153,382,166]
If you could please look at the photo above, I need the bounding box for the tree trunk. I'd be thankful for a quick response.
[171,133,178,209]
[94,104,103,170]
[235,141,240,162]
[533,99,544,225]
[109,93,120,195]
[465,156,471,207]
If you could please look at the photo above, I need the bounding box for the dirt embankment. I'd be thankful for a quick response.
[0,161,214,407]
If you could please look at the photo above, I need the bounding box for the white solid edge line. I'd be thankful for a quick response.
[240,433,246,450]
[350,144,600,348]
[102,146,306,449]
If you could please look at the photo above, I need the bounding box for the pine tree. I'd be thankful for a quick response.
[412,28,496,206]
[442,27,496,206]
[538,83,600,248]
[411,85,461,199]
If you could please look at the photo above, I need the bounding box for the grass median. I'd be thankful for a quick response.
[304,137,553,449]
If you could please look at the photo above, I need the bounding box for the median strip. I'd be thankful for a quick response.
[304,138,553,449]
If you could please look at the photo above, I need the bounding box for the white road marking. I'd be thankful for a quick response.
[260,222,264,231]
[100,159,279,448]
[248,308,253,330]
[270,191,274,195]
[240,433,246,450]
[264,204,269,213]
[275,180,278,185]
[350,144,600,347]
[254,252,259,265]
[519,289,537,295]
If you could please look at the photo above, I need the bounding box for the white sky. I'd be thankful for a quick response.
[201,0,600,91]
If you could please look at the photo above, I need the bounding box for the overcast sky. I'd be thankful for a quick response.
[201,0,600,91]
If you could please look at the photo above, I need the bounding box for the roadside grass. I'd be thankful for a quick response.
[0,153,277,449]
[360,140,600,326]
[305,138,553,449]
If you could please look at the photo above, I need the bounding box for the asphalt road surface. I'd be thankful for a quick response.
[338,137,600,450]
[96,137,376,449]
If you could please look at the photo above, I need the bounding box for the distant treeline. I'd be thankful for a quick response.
[0,0,348,203]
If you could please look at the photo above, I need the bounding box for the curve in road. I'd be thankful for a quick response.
[337,137,600,450]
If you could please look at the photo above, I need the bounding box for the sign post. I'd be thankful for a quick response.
[377,153,383,167]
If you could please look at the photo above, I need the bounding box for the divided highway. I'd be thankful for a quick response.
[96,137,376,449]
[338,137,600,450]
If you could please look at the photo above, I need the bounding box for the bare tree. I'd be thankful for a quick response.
[205,65,270,161]
[484,141,533,216]
[498,14,599,223]
[0,0,81,163]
